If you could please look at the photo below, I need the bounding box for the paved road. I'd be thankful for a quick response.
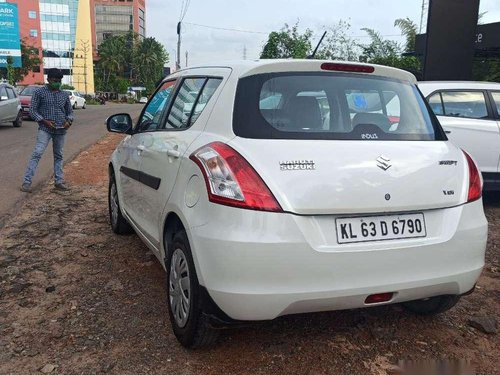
[0,103,143,228]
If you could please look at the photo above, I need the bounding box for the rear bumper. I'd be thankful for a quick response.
[189,200,487,321]
[21,106,31,119]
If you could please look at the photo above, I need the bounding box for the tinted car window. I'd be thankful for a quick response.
[428,92,444,115]
[20,86,40,96]
[137,80,176,132]
[441,91,488,119]
[491,92,500,115]
[190,78,222,125]
[234,73,443,141]
[6,88,16,99]
[0,87,7,99]
[166,78,221,130]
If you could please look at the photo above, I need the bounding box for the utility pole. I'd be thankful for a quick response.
[176,22,181,70]
[80,40,90,95]
[185,50,188,67]
[243,45,247,60]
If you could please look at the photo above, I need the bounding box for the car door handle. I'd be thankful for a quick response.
[167,149,181,158]
[444,130,452,134]
[137,145,146,151]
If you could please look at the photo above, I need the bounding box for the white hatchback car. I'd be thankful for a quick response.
[418,81,500,191]
[64,90,86,109]
[106,60,487,348]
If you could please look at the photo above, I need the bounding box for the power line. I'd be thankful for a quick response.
[183,22,268,35]
[179,0,191,22]
[182,22,404,38]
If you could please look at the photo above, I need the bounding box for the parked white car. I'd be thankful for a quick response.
[418,81,500,191]
[106,60,487,348]
[0,83,22,127]
[64,90,86,109]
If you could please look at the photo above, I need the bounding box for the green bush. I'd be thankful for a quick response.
[86,98,100,105]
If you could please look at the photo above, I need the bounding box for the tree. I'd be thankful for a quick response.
[95,35,127,91]
[473,59,500,82]
[0,40,41,85]
[359,28,401,62]
[314,20,359,61]
[133,37,168,93]
[394,18,417,53]
[94,32,169,94]
[359,26,421,77]
[260,22,313,59]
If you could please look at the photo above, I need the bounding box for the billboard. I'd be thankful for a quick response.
[0,3,21,68]
[423,0,480,80]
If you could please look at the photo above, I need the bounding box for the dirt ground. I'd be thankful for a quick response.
[0,134,498,375]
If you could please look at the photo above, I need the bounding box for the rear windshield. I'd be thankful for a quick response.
[20,86,40,96]
[233,73,444,141]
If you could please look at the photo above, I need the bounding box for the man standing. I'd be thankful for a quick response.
[21,68,73,192]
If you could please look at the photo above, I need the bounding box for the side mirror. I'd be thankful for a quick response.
[106,113,133,134]
[0,95,8,101]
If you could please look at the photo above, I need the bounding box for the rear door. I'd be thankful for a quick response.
[139,75,224,247]
[427,90,500,174]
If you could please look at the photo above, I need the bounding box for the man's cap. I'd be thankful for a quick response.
[47,68,64,79]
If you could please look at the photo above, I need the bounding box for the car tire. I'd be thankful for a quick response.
[72,102,77,109]
[82,102,86,109]
[13,110,22,127]
[402,295,460,316]
[108,174,133,235]
[166,230,219,348]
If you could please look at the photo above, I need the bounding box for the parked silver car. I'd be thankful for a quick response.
[0,83,22,127]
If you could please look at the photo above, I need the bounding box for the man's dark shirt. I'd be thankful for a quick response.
[29,86,74,135]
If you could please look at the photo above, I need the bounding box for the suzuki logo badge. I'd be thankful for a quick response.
[376,155,391,171]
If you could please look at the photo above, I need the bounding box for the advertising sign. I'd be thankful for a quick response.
[0,3,22,68]
[423,0,480,80]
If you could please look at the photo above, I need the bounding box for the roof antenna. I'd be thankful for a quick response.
[308,31,327,59]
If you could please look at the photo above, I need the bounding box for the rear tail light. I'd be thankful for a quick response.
[321,62,375,73]
[190,142,282,212]
[463,150,482,202]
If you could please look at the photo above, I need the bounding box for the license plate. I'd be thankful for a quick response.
[336,213,426,244]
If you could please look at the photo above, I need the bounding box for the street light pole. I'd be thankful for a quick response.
[176,22,181,70]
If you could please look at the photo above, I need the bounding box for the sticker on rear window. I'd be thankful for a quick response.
[353,94,367,109]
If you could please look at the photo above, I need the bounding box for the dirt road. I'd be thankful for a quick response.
[0,135,498,375]
[0,103,143,229]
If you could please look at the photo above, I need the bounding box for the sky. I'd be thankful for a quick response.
[145,0,500,69]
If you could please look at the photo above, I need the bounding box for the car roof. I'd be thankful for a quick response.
[167,59,417,84]
[417,81,500,94]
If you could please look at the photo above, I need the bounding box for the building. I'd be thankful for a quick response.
[415,21,500,80]
[3,0,44,84]
[2,0,146,93]
[90,0,146,58]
